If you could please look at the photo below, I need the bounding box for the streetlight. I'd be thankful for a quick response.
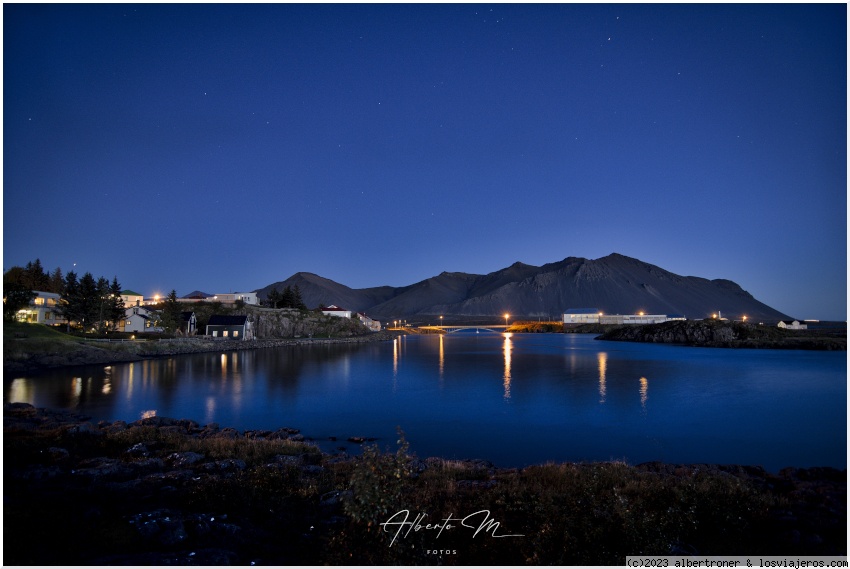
[439,315,443,328]
[504,313,510,328]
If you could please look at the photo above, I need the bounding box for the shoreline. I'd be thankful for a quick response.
[4,330,398,375]
[5,402,846,564]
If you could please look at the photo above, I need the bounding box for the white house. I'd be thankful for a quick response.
[357,312,381,332]
[321,304,353,318]
[778,320,807,330]
[123,305,163,333]
[15,291,65,325]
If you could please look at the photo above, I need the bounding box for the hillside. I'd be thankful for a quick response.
[256,253,791,322]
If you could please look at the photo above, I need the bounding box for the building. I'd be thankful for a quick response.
[778,320,808,330]
[15,291,65,325]
[563,308,677,325]
[120,289,145,308]
[563,308,603,324]
[179,292,259,305]
[123,305,163,333]
[320,304,352,318]
[207,314,254,339]
[357,312,381,332]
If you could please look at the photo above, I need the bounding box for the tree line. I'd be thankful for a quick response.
[4,258,125,331]
[264,285,307,310]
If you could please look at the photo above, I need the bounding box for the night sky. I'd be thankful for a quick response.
[4,3,846,320]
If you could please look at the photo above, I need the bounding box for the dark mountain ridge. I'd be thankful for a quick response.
[254,253,791,322]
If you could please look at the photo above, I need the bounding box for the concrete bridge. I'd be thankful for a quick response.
[415,324,510,334]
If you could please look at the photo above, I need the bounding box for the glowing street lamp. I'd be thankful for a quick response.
[439,315,443,328]
[504,313,510,328]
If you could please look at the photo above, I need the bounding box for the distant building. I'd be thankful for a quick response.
[321,304,353,318]
[207,314,253,340]
[15,291,65,325]
[778,320,808,330]
[563,308,602,324]
[180,292,259,305]
[563,308,677,325]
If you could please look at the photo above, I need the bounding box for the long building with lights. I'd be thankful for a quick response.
[563,308,685,325]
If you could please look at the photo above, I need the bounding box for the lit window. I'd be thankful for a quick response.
[34,297,44,305]
[212,331,218,337]
[233,330,239,337]
[223,331,229,337]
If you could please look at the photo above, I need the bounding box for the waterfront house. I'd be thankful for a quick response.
[15,291,66,326]
[206,314,253,339]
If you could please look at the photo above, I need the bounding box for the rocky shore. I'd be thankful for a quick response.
[3,331,396,374]
[5,403,845,565]
[596,320,846,350]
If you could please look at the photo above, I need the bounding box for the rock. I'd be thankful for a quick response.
[166,452,205,467]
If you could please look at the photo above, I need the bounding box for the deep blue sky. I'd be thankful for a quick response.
[4,3,846,320]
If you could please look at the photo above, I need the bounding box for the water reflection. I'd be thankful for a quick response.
[503,333,513,401]
[597,352,608,403]
[4,334,845,472]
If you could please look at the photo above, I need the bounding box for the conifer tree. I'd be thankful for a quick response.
[160,289,182,333]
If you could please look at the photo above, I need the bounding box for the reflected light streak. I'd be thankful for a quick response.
[503,334,513,401]
[8,378,31,404]
[71,377,82,405]
[639,377,649,411]
[127,363,135,400]
[221,354,228,380]
[597,353,607,403]
[205,396,216,424]
[438,334,445,383]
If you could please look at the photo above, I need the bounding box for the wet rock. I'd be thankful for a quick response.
[166,452,205,467]
[201,459,247,473]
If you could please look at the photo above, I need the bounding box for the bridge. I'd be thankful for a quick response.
[413,325,510,334]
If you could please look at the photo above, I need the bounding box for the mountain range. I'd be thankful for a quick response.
[253,253,791,323]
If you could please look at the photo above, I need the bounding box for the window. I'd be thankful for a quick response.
[126,320,132,326]
[233,330,239,337]
[212,331,218,337]
[223,331,229,337]
[34,297,44,305]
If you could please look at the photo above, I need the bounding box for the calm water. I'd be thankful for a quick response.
[5,333,846,472]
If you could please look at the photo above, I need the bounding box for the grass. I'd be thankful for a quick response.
[5,408,844,565]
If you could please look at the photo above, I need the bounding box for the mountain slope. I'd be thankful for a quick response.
[255,254,790,322]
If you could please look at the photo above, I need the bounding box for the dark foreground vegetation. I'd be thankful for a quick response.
[5,403,845,565]
[596,319,846,350]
